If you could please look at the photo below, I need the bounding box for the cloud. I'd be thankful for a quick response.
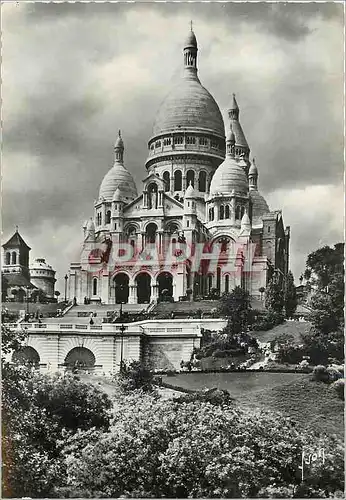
[1,2,344,291]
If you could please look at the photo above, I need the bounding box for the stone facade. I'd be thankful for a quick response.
[69,29,290,305]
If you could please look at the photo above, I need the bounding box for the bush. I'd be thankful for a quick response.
[330,379,345,400]
[312,365,330,383]
[116,360,154,392]
[253,310,285,331]
[174,388,233,407]
[61,392,344,498]
[326,366,343,382]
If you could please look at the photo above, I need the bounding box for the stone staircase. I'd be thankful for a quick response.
[46,303,150,324]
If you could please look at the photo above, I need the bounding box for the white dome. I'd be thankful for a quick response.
[153,77,224,137]
[185,182,197,199]
[210,157,249,196]
[99,163,138,202]
[250,190,270,218]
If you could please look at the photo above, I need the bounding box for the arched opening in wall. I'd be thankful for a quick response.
[235,206,240,219]
[174,170,182,191]
[225,275,230,294]
[219,205,225,220]
[146,223,158,244]
[105,210,111,224]
[114,273,129,304]
[148,183,158,209]
[5,252,11,265]
[92,277,98,296]
[12,346,40,367]
[65,347,96,371]
[208,274,213,293]
[126,225,137,250]
[157,272,173,300]
[135,273,151,304]
[225,205,230,219]
[216,267,221,294]
[12,252,17,265]
[240,206,245,218]
[198,171,207,192]
[186,170,195,187]
[163,171,170,192]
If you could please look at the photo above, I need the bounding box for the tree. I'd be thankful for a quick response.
[265,278,284,313]
[1,326,113,498]
[60,392,344,498]
[218,286,251,335]
[284,271,297,318]
[304,244,344,334]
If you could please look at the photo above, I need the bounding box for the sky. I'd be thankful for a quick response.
[2,1,344,293]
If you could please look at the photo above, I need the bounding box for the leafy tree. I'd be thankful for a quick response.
[218,286,251,335]
[303,244,344,335]
[60,392,344,498]
[284,271,297,318]
[265,278,284,313]
[1,326,113,497]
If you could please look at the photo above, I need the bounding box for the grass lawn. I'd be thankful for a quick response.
[236,375,344,442]
[250,320,311,344]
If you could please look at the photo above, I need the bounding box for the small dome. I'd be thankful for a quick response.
[153,78,224,137]
[241,210,251,229]
[99,164,138,202]
[210,157,249,196]
[30,258,53,271]
[250,190,270,218]
[185,182,197,199]
[112,187,122,202]
[184,30,197,48]
[249,162,258,176]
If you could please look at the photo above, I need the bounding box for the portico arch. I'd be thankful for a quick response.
[113,273,129,304]
[157,272,173,299]
[64,347,96,370]
[135,272,151,304]
[12,346,40,367]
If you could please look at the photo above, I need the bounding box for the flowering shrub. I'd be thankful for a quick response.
[330,379,345,400]
[61,392,344,498]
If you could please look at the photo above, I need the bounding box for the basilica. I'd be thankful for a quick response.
[69,28,290,306]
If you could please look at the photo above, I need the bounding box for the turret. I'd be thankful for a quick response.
[248,158,258,190]
[85,218,95,242]
[183,22,198,79]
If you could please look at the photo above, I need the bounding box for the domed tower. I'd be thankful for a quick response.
[94,131,138,236]
[248,158,270,226]
[145,27,225,200]
[207,124,249,234]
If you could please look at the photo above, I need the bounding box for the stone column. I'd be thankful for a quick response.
[128,284,137,304]
[151,283,159,302]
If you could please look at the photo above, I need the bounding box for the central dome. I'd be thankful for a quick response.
[153,78,225,137]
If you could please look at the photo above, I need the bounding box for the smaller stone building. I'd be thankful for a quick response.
[2,229,56,302]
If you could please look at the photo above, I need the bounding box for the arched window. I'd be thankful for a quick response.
[211,207,214,221]
[92,278,98,296]
[225,275,230,294]
[146,223,157,244]
[219,205,224,220]
[208,208,212,221]
[235,206,240,219]
[163,171,170,192]
[198,171,207,192]
[186,170,195,187]
[12,252,17,265]
[5,252,10,265]
[216,267,221,292]
[174,170,182,191]
[241,206,245,218]
[148,183,158,209]
[225,205,230,219]
[106,210,111,224]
